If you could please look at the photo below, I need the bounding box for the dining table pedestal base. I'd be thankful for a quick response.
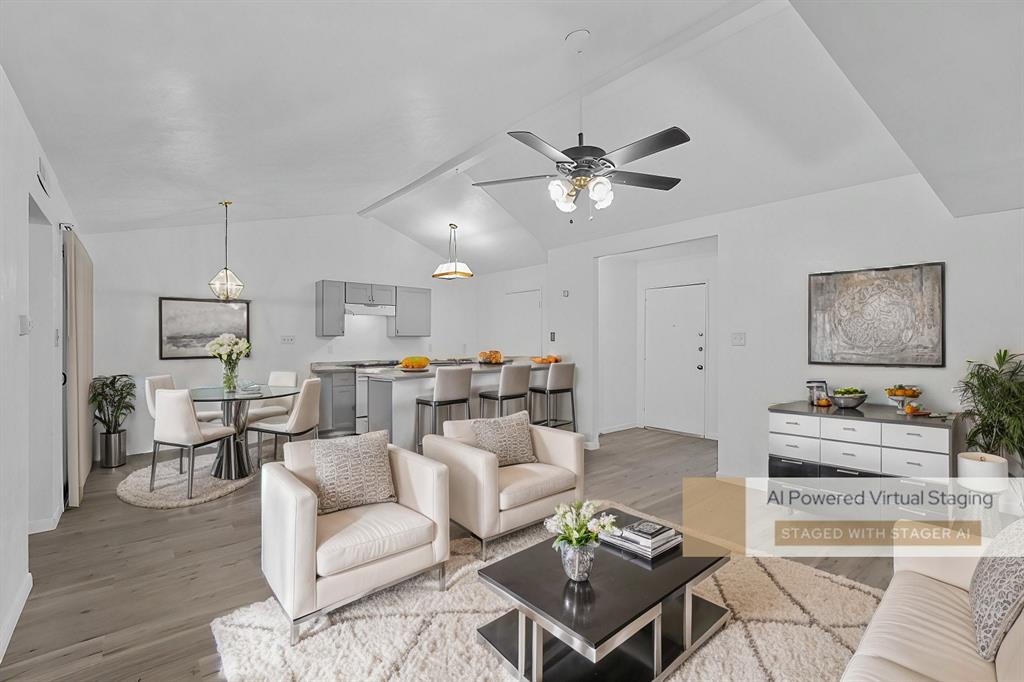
[211,399,254,480]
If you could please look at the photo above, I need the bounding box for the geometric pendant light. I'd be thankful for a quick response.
[208,200,244,300]
[431,223,474,279]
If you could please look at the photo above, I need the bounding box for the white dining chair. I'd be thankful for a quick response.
[145,375,222,474]
[151,389,235,499]
[246,370,298,423]
[246,378,321,466]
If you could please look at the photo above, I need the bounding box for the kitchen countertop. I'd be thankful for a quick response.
[769,400,955,429]
[360,363,552,381]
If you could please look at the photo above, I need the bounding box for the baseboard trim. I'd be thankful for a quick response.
[0,572,32,663]
[28,504,63,535]
[598,423,637,435]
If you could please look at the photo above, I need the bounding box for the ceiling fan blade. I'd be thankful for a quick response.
[608,170,681,191]
[472,174,557,187]
[601,127,690,168]
[508,131,574,163]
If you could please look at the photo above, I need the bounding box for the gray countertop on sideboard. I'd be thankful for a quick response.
[768,400,955,429]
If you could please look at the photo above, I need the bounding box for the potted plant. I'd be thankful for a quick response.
[544,501,618,581]
[88,374,136,468]
[205,333,252,392]
[956,349,1024,474]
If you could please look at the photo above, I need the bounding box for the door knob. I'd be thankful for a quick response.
[697,364,704,370]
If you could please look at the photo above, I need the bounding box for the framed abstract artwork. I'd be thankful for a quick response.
[808,262,945,367]
[158,297,250,360]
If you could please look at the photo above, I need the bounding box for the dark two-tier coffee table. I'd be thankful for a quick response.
[477,509,730,681]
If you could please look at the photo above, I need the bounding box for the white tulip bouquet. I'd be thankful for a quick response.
[206,333,251,391]
[544,500,618,549]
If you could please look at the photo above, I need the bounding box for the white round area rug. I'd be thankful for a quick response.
[116,452,257,509]
[211,517,882,681]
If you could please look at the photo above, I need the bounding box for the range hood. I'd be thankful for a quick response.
[345,303,395,317]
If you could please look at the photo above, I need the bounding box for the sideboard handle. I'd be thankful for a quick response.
[906,432,922,437]
[785,421,800,426]
[905,461,922,466]
[785,444,799,449]
[842,452,856,457]
[842,427,856,431]
[836,468,859,476]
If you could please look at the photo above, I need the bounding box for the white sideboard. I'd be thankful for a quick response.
[768,401,954,479]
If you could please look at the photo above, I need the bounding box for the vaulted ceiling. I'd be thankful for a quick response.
[1,1,1018,273]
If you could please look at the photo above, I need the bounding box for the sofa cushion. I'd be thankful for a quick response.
[471,410,537,467]
[843,570,995,682]
[315,502,434,576]
[498,463,575,510]
[312,431,396,515]
[970,518,1024,660]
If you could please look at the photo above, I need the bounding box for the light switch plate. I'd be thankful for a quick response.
[731,332,746,347]
[280,335,295,345]
[18,314,32,336]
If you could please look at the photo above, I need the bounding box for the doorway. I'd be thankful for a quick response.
[501,289,543,356]
[642,283,707,437]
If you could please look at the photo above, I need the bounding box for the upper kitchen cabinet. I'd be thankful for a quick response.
[345,282,396,305]
[387,286,431,337]
[370,284,396,305]
[315,280,345,337]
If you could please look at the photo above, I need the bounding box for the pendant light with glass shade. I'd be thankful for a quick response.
[431,223,473,279]
[209,200,244,300]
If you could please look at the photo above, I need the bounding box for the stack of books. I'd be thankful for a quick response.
[600,520,682,559]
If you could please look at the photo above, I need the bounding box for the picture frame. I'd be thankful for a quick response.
[808,262,945,367]
[158,297,251,360]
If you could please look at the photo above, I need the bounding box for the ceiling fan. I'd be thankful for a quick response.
[472,126,690,213]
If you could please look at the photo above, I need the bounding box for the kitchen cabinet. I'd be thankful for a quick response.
[315,368,356,436]
[345,282,396,305]
[387,286,431,337]
[315,280,345,337]
[345,282,372,304]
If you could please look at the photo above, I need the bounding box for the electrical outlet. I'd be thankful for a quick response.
[550,332,556,342]
[731,332,746,347]
[562,290,569,297]
[280,335,295,345]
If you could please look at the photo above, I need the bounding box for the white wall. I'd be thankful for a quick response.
[0,65,78,661]
[474,264,548,352]
[484,174,1024,475]
[82,214,479,455]
[596,257,637,433]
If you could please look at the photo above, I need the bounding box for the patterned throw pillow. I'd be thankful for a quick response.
[470,410,537,467]
[312,431,396,515]
[970,518,1024,660]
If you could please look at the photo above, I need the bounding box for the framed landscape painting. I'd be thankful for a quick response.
[808,262,945,367]
[159,297,250,360]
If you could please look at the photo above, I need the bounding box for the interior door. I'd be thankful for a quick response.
[502,289,542,356]
[643,284,706,436]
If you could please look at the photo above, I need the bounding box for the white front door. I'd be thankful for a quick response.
[643,284,707,436]
[502,289,542,356]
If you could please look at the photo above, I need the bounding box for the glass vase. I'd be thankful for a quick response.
[560,544,596,582]
[222,364,238,392]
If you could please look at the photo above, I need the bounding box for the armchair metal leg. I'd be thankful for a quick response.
[150,442,159,491]
[186,446,196,499]
[313,426,319,439]
[438,563,447,592]
[289,622,299,646]
[481,537,488,562]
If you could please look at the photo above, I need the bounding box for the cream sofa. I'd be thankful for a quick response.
[843,550,1024,681]
[261,440,449,644]
[422,421,583,560]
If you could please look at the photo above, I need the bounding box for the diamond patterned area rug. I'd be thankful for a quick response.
[212,507,882,681]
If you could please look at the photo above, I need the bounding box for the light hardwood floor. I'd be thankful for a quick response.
[0,428,891,681]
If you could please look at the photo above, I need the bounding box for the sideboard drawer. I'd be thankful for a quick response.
[881,423,949,454]
[768,432,820,463]
[821,417,881,445]
[881,448,949,478]
[769,412,820,438]
[820,439,881,472]
[768,455,820,478]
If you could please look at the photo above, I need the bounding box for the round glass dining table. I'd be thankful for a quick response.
[190,385,301,480]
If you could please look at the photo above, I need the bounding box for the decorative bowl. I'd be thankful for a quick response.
[830,393,867,409]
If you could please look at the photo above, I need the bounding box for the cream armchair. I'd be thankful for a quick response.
[261,440,449,644]
[422,421,583,560]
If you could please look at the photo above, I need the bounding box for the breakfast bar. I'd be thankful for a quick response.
[362,363,552,451]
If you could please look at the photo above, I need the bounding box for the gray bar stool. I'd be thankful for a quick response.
[415,366,473,453]
[529,362,576,431]
[478,364,531,418]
